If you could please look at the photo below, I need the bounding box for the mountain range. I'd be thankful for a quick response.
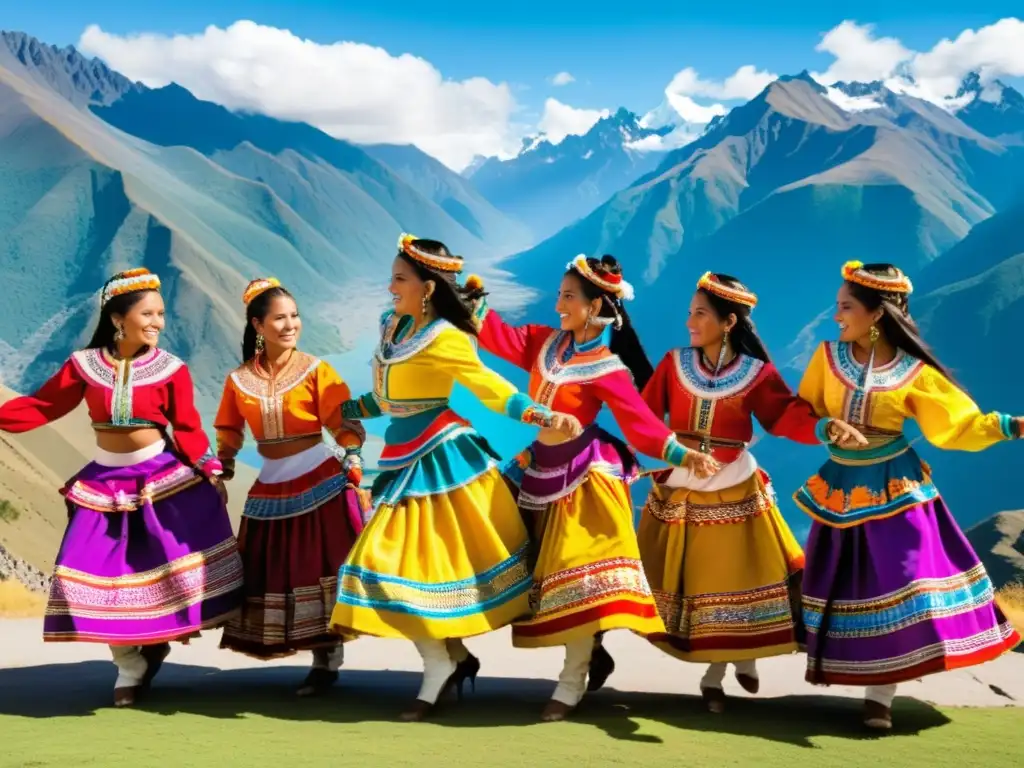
[0,27,1022,560]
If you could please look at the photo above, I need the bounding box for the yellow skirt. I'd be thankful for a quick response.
[329,466,532,640]
[511,470,666,648]
[637,468,804,663]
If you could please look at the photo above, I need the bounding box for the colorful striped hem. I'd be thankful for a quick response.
[336,545,532,619]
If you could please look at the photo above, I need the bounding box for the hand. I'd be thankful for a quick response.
[550,412,583,439]
[826,419,869,448]
[342,453,363,486]
[210,475,229,506]
[683,450,721,479]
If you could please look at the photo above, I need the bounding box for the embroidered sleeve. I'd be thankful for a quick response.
[476,298,552,372]
[593,369,688,466]
[0,358,87,433]
[316,361,366,452]
[212,375,245,481]
[639,352,673,420]
[748,363,821,445]
[341,393,383,420]
[166,364,223,478]
[903,365,1018,451]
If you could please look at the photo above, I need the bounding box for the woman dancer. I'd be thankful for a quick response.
[329,234,582,722]
[470,255,718,722]
[214,278,368,696]
[0,269,244,707]
[636,272,864,713]
[794,261,1021,730]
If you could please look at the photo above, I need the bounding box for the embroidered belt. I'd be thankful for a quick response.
[377,397,450,416]
[826,433,909,466]
[645,490,771,525]
[674,431,747,454]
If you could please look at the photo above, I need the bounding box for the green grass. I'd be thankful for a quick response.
[1,664,1022,768]
[0,499,20,522]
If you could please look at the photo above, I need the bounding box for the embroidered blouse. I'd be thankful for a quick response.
[213,351,366,480]
[641,347,822,463]
[343,310,555,428]
[797,340,1018,450]
[0,347,222,477]
[476,305,688,466]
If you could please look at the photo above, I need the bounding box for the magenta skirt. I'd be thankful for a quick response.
[43,451,245,645]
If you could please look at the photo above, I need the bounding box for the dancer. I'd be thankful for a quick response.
[794,261,1022,730]
[329,234,582,722]
[471,255,718,722]
[636,272,865,714]
[214,278,369,696]
[0,269,244,707]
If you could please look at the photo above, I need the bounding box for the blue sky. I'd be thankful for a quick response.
[7,2,1019,115]
[5,4,1022,169]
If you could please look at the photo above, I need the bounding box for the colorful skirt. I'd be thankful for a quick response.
[220,442,367,659]
[330,408,532,640]
[793,436,1021,686]
[507,425,666,648]
[44,443,244,645]
[639,453,805,663]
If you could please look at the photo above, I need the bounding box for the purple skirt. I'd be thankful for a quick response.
[43,451,244,645]
[797,442,1020,686]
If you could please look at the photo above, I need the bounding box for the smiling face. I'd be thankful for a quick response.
[686,290,734,349]
[554,273,602,333]
[835,282,883,344]
[252,294,301,354]
[389,255,434,318]
[111,291,165,351]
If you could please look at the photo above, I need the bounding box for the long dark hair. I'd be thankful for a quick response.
[86,289,157,353]
[844,262,960,387]
[397,239,479,337]
[565,255,655,391]
[696,274,771,363]
[243,286,295,362]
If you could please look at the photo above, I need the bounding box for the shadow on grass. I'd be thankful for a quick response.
[0,660,956,746]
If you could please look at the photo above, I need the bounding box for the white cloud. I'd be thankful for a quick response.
[77,21,524,171]
[550,71,575,86]
[536,98,610,145]
[664,64,778,101]
[823,86,883,113]
[813,18,1024,109]
[812,21,911,84]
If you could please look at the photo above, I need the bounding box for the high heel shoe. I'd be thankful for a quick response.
[399,652,481,721]
[586,642,615,692]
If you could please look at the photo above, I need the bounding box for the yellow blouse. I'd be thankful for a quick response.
[346,311,545,424]
[798,341,1014,451]
[214,351,365,477]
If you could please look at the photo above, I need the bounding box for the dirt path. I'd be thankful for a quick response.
[2,619,1021,708]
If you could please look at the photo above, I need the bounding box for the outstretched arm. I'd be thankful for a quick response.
[904,366,1020,451]
[592,368,690,467]
[474,292,552,372]
[213,377,245,481]
[166,365,223,478]
[427,327,561,429]
[0,359,86,433]
[749,364,822,445]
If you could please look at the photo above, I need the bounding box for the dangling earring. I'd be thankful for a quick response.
[421,294,429,317]
[255,333,265,354]
[869,325,880,344]
[114,325,125,342]
[583,311,592,335]
[714,330,729,376]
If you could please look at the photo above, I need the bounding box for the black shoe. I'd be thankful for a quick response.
[139,643,171,690]
[399,652,480,722]
[297,667,339,697]
[587,642,615,692]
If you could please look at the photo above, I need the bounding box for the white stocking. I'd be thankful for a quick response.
[445,638,470,662]
[110,645,147,689]
[413,639,456,704]
[700,662,728,691]
[865,684,897,708]
[312,645,344,672]
[734,659,758,679]
[551,637,594,707]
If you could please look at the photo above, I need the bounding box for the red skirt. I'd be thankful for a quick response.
[220,456,367,659]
